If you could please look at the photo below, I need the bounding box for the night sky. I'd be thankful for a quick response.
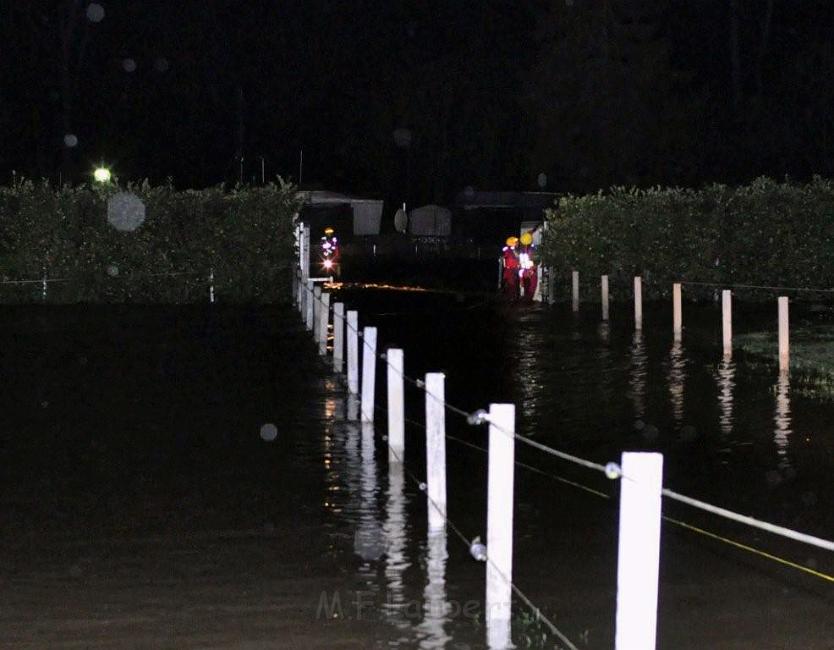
[3,1,834,205]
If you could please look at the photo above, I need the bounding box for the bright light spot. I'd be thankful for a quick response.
[323,259,333,270]
[107,192,146,231]
[86,3,105,23]
[63,134,78,148]
[122,58,137,73]
[93,167,111,183]
[260,423,278,442]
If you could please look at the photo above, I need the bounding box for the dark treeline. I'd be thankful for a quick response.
[2,1,834,204]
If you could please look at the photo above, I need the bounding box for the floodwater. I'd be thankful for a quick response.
[0,296,832,649]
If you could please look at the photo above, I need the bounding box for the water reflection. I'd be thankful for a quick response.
[354,423,384,568]
[629,332,647,421]
[382,460,411,631]
[597,322,613,398]
[668,340,687,425]
[774,372,793,471]
[347,393,359,422]
[341,420,361,524]
[514,314,547,428]
[598,321,610,346]
[416,530,451,649]
[324,384,344,420]
[716,355,736,436]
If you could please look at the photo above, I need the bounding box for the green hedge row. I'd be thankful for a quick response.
[540,177,834,299]
[0,180,300,303]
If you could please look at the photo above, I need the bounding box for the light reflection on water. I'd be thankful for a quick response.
[354,423,384,569]
[716,354,736,436]
[668,340,687,426]
[382,461,411,630]
[347,393,359,422]
[416,530,451,649]
[774,372,793,471]
[629,332,647,421]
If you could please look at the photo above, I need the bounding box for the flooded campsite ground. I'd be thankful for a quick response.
[0,293,832,649]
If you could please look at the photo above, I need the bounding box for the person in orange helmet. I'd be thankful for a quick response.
[518,230,538,301]
[501,236,520,300]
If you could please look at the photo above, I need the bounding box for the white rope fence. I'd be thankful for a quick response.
[296,266,834,650]
[1,269,217,302]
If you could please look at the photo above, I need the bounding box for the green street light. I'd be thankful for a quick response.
[93,167,112,183]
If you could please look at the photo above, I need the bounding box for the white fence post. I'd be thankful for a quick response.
[722,289,732,356]
[305,281,315,331]
[387,349,405,463]
[778,296,789,372]
[318,292,330,356]
[361,326,377,422]
[347,311,359,394]
[673,282,682,341]
[572,271,580,312]
[425,373,447,533]
[313,286,322,341]
[533,265,543,302]
[615,451,664,650]
[292,269,299,303]
[333,302,345,373]
[601,274,610,321]
[634,276,643,331]
[486,403,515,650]
[301,224,311,282]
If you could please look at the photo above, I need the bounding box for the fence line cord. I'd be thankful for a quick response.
[661,489,834,552]
[661,516,834,583]
[443,430,834,584]
[0,278,68,285]
[445,434,612,500]
[107,271,204,279]
[1,270,206,287]
[506,429,611,476]
[679,280,834,294]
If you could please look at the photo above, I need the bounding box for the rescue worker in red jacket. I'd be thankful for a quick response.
[518,230,538,301]
[501,236,520,300]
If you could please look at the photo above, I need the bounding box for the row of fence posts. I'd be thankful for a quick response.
[563,271,791,372]
[294,268,666,650]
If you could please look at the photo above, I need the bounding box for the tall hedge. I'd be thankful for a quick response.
[540,177,834,298]
[0,180,300,303]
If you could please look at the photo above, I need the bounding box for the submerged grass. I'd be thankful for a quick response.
[736,325,834,399]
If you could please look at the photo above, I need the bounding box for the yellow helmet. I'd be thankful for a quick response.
[520,231,533,246]
[505,236,519,247]
[324,227,334,236]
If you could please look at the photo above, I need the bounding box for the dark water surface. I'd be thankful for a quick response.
[0,297,832,649]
